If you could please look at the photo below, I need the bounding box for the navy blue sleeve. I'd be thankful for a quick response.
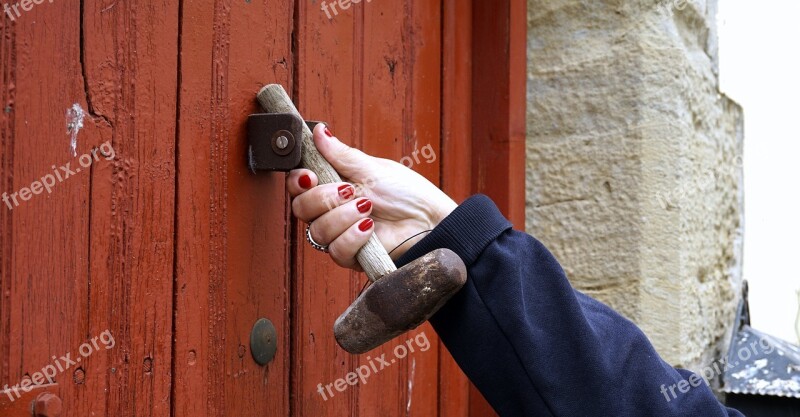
[397,195,744,417]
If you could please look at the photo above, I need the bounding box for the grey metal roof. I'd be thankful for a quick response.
[721,325,800,398]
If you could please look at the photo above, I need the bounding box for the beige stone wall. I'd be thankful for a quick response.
[526,0,744,370]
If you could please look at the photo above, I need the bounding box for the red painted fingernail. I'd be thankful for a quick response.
[356,199,372,213]
[324,126,334,137]
[358,218,374,232]
[338,184,354,199]
[299,174,312,189]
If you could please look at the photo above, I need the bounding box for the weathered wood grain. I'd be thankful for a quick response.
[472,0,528,230]
[358,0,444,415]
[0,0,526,415]
[440,1,474,415]
[1,0,179,416]
[172,0,293,416]
[0,3,16,396]
[291,2,362,415]
[81,0,180,416]
[465,1,528,415]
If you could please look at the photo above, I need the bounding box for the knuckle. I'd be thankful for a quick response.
[286,180,300,196]
[309,222,330,245]
[333,258,353,269]
[322,194,338,211]
[291,198,308,221]
[339,147,357,160]
[327,244,348,266]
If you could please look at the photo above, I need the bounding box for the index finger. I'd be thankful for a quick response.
[287,169,318,197]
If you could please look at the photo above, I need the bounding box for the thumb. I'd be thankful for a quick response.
[312,123,375,181]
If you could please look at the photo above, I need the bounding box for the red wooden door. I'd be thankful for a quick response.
[0,1,524,416]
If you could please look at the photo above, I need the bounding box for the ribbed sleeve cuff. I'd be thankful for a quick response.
[396,194,513,268]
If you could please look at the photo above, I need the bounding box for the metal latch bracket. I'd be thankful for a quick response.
[247,113,323,172]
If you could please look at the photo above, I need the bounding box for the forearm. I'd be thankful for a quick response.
[397,195,743,417]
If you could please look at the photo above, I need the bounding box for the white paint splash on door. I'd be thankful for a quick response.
[66,103,86,157]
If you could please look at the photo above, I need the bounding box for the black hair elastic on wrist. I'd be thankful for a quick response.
[388,229,433,256]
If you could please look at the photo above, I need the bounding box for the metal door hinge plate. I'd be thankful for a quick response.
[247,114,325,172]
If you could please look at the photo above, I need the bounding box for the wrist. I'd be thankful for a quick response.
[395,194,513,269]
[428,196,458,229]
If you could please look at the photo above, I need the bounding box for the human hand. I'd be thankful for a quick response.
[287,124,457,269]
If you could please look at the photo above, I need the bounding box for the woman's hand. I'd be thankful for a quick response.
[287,123,457,270]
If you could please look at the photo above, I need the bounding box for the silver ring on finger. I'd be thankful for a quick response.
[305,223,329,253]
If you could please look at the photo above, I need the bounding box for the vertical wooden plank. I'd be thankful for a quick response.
[466,0,527,415]
[2,0,179,415]
[72,4,118,412]
[294,0,445,414]
[399,0,443,414]
[81,0,180,415]
[0,4,16,392]
[442,0,474,202]
[172,3,216,417]
[439,0,473,415]
[2,4,90,414]
[224,0,293,415]
[471,0,527,229]
[171,2,215,415]
[357,2,406,413]
[291,1,359,415]
[359,0,443,415]
[173,0,293,416]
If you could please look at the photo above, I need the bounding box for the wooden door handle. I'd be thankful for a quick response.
[256,84,397,282]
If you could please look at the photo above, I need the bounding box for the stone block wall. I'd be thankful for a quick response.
[526,0,744,370]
